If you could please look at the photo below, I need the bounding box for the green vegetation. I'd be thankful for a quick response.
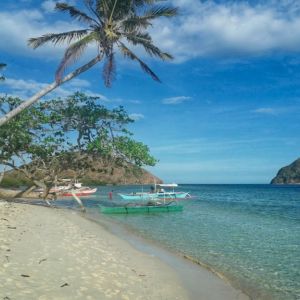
[0,174,33,188]
[0,93,157,196]
[0,0,178,126]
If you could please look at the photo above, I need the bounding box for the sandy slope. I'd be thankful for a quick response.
[0,200,250,300]
[0,201,188,300]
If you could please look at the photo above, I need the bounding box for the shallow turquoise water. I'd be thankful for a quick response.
[56,184,300,299]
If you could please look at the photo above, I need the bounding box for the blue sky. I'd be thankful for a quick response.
[1,0,300,183]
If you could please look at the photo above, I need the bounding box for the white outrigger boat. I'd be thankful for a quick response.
[118,183,190,201]
[36,179,97,197]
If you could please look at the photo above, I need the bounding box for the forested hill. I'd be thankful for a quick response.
[271,158,300,184]
[1,162,162,187]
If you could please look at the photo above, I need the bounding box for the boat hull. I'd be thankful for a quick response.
[99,205,183,214]
[62,188,97,197]
[118,192,190,201]
[156,192,190,199]
[118,193,157,201]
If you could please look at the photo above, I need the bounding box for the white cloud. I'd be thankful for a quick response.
[0,9,81,59]
[2,78,47,98]
[162,96,191,105]
[129,113,145,121]
[41,0,56,13]
[151,0,300,61]
[1,77,110,101]
[252,106,299,115]
[66,78,91,88]
[41,0,77,13]
[83,91,112,103]
[3,1,300,65]
[253,107,278,115]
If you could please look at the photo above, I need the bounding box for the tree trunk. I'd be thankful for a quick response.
[0,55,102,126]
[42,185,51,200]
[14,184,37,198]
[33,180,52,206]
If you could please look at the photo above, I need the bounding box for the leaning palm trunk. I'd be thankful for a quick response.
[0,55,102,126]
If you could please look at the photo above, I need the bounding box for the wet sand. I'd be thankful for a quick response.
[0,200,249,299]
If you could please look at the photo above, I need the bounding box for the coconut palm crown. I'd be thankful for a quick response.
[28,0,177,87]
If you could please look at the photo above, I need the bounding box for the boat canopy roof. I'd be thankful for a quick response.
[156,183,178,188]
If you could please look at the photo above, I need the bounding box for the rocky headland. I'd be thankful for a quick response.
[271,158,300,184]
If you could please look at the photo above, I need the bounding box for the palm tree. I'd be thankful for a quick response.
[0,0,177,126]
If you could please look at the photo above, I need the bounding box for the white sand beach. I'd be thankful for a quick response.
[0,200,249,300]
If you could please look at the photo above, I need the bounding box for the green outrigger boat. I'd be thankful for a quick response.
[99,201,183,214]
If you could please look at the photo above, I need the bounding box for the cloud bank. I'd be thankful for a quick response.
[1,77,111,101]
[151,0,300,61]
[2,1,300,62]
[0,4,80,58]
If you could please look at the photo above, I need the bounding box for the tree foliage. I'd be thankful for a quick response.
[0,93,157,196]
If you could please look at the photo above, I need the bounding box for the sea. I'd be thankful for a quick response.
[54,184,300,300]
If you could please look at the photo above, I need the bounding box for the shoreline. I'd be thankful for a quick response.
[85,211,250,300]
[1,199,249,299]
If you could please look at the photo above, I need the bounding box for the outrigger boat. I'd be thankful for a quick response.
[99,200,183,214]
[118,183,190,201]
[61,187,97,197]
[36,179,97,197]
[117,192,157,201]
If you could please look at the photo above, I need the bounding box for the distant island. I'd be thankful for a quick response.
[271,158,300,184]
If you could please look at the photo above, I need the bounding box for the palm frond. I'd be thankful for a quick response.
[143,6,178,18]
[55,33,96,82]
[97,0,113,20]
[122,5,178,32]
[55,2,97,25]
[103,52,116,87]
[133,0,160,7]
[84,0,102,23]
[26,0,177,88]
[125,33,173,60]
[99,0,133,22]
[28,30,89,49]
[118,42,160,82]
[125,32,152,45]
[122,17,151,32]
